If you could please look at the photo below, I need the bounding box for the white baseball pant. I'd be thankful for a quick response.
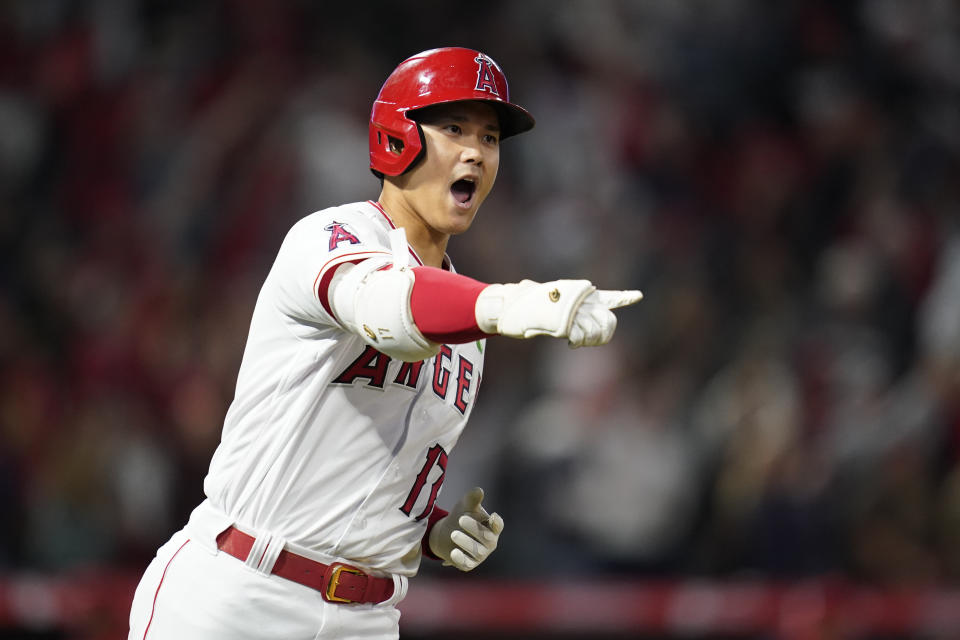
[128,501,407,640]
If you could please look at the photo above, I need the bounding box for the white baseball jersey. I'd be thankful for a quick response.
[203,199,485,577]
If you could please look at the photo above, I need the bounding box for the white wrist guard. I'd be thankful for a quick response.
[475,279,596,339]
[330,230,440,362]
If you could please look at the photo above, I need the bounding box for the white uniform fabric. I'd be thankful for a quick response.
[129,200,485,639]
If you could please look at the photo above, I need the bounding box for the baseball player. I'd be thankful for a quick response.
[128,47,641,640]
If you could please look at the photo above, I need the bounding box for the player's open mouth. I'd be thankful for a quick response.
[451,178,477,206]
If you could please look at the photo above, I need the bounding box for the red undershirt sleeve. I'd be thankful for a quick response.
[421,506,449,561]
[410,266,492,344]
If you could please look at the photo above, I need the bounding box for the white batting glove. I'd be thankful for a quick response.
[475,280,642,347]
[428,487,504,572]
[568,288,644,347]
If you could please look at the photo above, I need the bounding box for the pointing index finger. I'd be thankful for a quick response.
[595,289,643,309]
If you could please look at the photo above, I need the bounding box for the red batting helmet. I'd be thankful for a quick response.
[369,47,536,177]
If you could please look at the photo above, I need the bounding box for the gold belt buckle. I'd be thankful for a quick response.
[324,563,365,603]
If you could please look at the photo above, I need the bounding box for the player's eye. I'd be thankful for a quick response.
[445,124,462,134]
[483,133,499,146]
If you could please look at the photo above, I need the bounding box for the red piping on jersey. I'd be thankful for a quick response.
[141,538,190,639]
[410,266,491,343]
[367,200,425,267]
[368,200,396,229]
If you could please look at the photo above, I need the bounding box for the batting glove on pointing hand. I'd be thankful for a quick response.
[475,280,642,348]
[428,487,504,572]
[568,288,644,347]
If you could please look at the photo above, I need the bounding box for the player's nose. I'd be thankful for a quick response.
[459,140,484,164]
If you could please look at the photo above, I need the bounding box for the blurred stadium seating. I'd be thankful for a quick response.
[1,0,959,638]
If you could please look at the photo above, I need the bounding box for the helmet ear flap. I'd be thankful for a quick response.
[368,119,426,177]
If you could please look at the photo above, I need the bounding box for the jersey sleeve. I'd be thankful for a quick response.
[270,207,392,327]
[269,206,496,342]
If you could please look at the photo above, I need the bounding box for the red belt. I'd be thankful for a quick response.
[216,526,395,604]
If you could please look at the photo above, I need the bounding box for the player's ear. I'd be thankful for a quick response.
[388,136,404,155]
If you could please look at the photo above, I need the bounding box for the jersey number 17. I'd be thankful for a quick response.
[399,444,447,521]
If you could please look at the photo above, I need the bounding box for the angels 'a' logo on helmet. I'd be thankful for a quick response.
[474,55,500,96]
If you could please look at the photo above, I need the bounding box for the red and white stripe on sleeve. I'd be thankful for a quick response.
[314,250,391,323]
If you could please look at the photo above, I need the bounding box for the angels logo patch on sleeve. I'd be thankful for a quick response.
[325,221,361,251]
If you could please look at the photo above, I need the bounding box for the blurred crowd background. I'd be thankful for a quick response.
[1,0,960,603]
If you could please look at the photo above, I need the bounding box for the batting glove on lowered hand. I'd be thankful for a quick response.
[475,280,642,348]
[428,487,504,571]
